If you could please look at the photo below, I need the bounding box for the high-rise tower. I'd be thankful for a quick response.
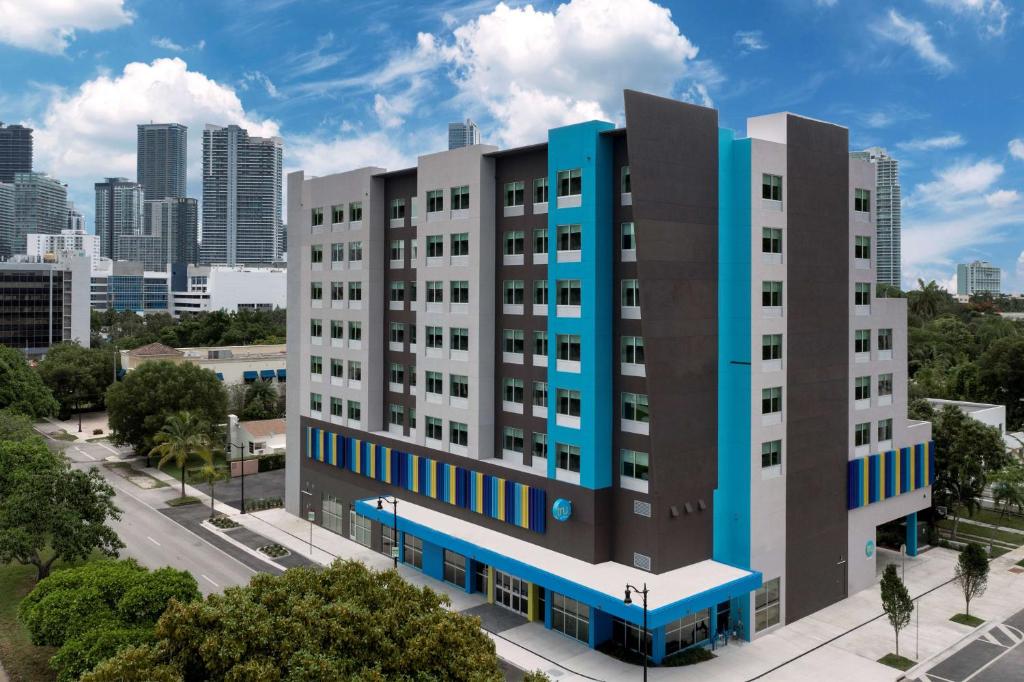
[850,148,901,289]
[137,124,187,200]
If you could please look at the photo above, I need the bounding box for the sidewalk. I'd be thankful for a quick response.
[42,412,113,443]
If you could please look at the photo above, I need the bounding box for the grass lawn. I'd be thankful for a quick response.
[877,653,916,671]
[937,519,1024,546]
[47,431,77,442]
[970,508,1024,533]
[1017,558,1024,568]
[0,562,57,682]
[951,613,985,627]
[154,451,228,485]
[166,495,201,507]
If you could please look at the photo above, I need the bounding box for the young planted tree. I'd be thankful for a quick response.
[954,543,989,618]
[880,564,914,658]
[151,411,213,498]
[197,464,228,519]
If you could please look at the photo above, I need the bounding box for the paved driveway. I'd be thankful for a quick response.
[918,608,1024,682]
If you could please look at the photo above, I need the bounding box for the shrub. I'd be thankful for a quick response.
[663,647,716,667]
[257,452,286,472]
[93,429,104,435]
[244,496,283,512]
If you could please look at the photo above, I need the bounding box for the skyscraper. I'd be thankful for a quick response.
[144,197,199,265]
[137,123,187,200]
[0,123,33,184]
[448,119,481,150]
[95,177,144,260]
[850,147,901,289]
[66,202,85,232]
[14,172,67,255]
[957,261,1001,296]
[201,124,283,265]
[0,182,13,260]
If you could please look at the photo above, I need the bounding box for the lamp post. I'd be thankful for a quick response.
[377,496,399,569]
[624,582,649,682]
[229,441,247,513]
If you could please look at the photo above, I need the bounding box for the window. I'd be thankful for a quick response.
[503,378,524,404]
[330,281,344,301]
[533,381,548,407]
[855,329,871,354]
[534,177,549,203]
[621,222,636,250]
[621,165,631,193]
[621,279,640,308]
[557,389,581,417]
[309,392,322,412]
[533,433,548,460]
[878,373,893,397]
[450,280,469,303]
[503,329,524,354]
[762,281,783,307]
[878,418,893,442]
[761,440,781,469]
[426,235,444,258]
[349,511,371,547]
[389,404,404,426]
[381,525,396,561]
[556,444,581,473]
[855,235,871,260]
[330,358,344,379]
[855,376,871,401]
[450,421,468,446]
[443,550,466,587]
[762,227,782,254]
[878,328,893,351]
[310,355,323,375]
[534,331,548,357]
[330,397,343,417]
[426,325,443,348]
[762,387,782,415]
[762,334,782,361]
[503,426,524,453]
[621,336,644,365]
[534,279,548,305]
[451,232,469,256]
[557,280,582,306]
[426,371,443,395]
[426,416,443,440]
[762,173,782,201]
[557,224,582,252]
[322,493,344,535]
[754,578,780,631]
[389,363,405,386]
[504,181,524,207]
[348,361,361,381]
[664,610,711,654]
[349,201,362,221]
[389,281,405,302]
[450,374,469,399]
[451,185,470,210]
[622,393,649,423]
[331,204,344,224]
[390,239,404,262]
[557,334,581,362]
[426,280,443,303]
[348,281,362,301]
[348,241,362,262]
[534,228,548,254]
[855,422,870,447]
[504,280,525,305]
[348,321,362,341]
[504,230,524,256]
[621,449,648,481]
[855,282,871,306]
[403,534,423,569]
[427,189,444,213]
[450,327,469,351]
[556,169,582,197]
[389,322,405,345]
[552,592,589,643]
[347,400,361,421]
[310,319,322,337]
[854,188,871,213]
[310,282,322,300]
[331,242,344,262]
[330,320,344,341]
[310,244,323,263]
[390,198,406,220]
[311,207,324,227]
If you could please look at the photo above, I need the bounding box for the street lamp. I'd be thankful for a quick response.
[229,441,247,513]
[624,582,650,682]
[377,496,399,569]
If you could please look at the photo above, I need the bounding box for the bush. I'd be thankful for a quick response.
[663,647,716,667]
[209,516,240,530]
[244,496,283,512]
[258,544,289,558]
[93,429,104,435]
[165,496,200,507]
[258,452,286,472]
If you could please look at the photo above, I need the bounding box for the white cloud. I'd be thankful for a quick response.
[985,189,1019,208]
[871,9,952,73]
[287,131,415,179]
[734,30,767,53]
[0,0,133,54]
[240,71,283,99]
[926,0,1010,37]
[1009,138,1024,160]
[910,158,1003,208]
[896,133,964,151]
[151,36,184,52]
[815,0,838,7]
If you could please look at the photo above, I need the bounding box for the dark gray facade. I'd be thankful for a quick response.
[137,123,187,200]
[0,123,33,185]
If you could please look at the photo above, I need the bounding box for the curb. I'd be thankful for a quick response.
[199,519,288,572]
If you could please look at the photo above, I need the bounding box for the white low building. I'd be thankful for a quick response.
[926,398,1024,455]
[170,264,286,316]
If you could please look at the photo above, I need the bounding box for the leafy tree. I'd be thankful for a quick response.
[0,344,59,418]
[83,560,503,682]
[907,398,935,422]
[0,409,40,443]
[239,379,283,421]
[106,361,227,456]
[907,279,949,321]
[991,462,1024,519]
[880,564,913,657]
[954,543,989,617]
[19,559,199,682]
[0,439,123,580]
[152,411,214,498]
[974,336,1024,429]
[94,307,286,350]
[37,342,117,423]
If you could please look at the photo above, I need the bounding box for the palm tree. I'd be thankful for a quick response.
[991,462,1024,521]
[241,380,281,420]
[152,411,213,498]
[198,463,229,519]
[908,279,945,320]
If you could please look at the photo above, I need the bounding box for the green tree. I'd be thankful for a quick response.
[954,543,989,617]
[106,361,227,456]
[907,279,948,321]
[974,336,1024,429]
[197,464,228,519]
[83,560,503,682]
[18,559,199,682]
[37,342,116,423]
[239,379,283,421]
[991,462,1024,519]
[0,439,123,580]
[0,344,59,418]
[880,564,913,657]
[152,411,214,498]
[0,409,40,443]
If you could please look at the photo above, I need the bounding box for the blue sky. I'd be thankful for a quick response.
[1,0,1022,291]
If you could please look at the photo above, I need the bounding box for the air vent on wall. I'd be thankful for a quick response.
[633,500,652,517]
[633,552,652,571]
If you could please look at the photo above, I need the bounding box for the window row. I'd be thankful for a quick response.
[501,222,636,258]
[854,328,893,354]
[854,374,894,402]
[502,279,641,310]
[854,418,894,448]
[310,201,362,227]
[426,186,471,213]
[309,393,362,421]
[309,319,363,342]
[310,242,363,264]
[308,355,364,382]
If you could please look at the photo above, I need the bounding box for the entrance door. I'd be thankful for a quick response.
[494,570,529,616]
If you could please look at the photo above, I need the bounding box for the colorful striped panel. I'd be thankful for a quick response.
[304,427,547,533]
[848,441,936,510]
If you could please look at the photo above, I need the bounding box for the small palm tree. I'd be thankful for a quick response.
[152,411,213,498]
[198,463,229,519]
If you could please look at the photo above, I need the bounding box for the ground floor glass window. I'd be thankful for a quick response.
[321,493,344,536]
[612,618,652,656]
[444,550,466,587]
[551,592,589,643]
[381,525,395,559]
[404,533,423,569]
[664,608,711,654]
[755,577,781,631]
[348,511,372,547]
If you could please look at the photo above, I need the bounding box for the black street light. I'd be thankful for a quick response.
[377,496,399,569]
[229,441,247,513]
[624,582,650,682]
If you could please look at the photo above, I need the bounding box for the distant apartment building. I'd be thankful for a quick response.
[957,260,1001,295]
[95,177,145,260]
[0,256,90,355]
[0,182,12,259]
[169,263,286,315]
[66,202,85,232]
[850,148,900,289]
[201,124,283,266]
[90,259,169,314]
[26,228,100,260]
[137,123,187,200]
[13,172,67,256]
[448,119,481,150]
[0,122,33,184]
[285,91,932,662]
[144,197,199,265]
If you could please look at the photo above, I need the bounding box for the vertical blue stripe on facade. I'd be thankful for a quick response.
[545,120,615,489]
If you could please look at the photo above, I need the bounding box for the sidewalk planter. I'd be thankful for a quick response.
[258,543,290,559]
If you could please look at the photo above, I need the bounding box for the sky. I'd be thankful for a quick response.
[0,0,1022,292]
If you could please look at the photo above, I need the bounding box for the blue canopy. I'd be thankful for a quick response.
[260,369,276,379]
[276,368,287,379]
[242,370,258,380]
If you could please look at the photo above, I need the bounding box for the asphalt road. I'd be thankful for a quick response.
[919,607,1024,682]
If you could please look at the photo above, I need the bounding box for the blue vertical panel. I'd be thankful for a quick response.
[546,120,616,489]
[868,455,879,504]
[906,511,919,557]
[915,443,925,489]
[713,129,753,569]
[847,459,860,510]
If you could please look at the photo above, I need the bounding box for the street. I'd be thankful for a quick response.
[916,608,1024,682]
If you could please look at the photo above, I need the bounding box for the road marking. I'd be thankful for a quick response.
[79,449,96,461]
[96,441,122,456]
[201,574,219,588]
[146,536,161,546]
